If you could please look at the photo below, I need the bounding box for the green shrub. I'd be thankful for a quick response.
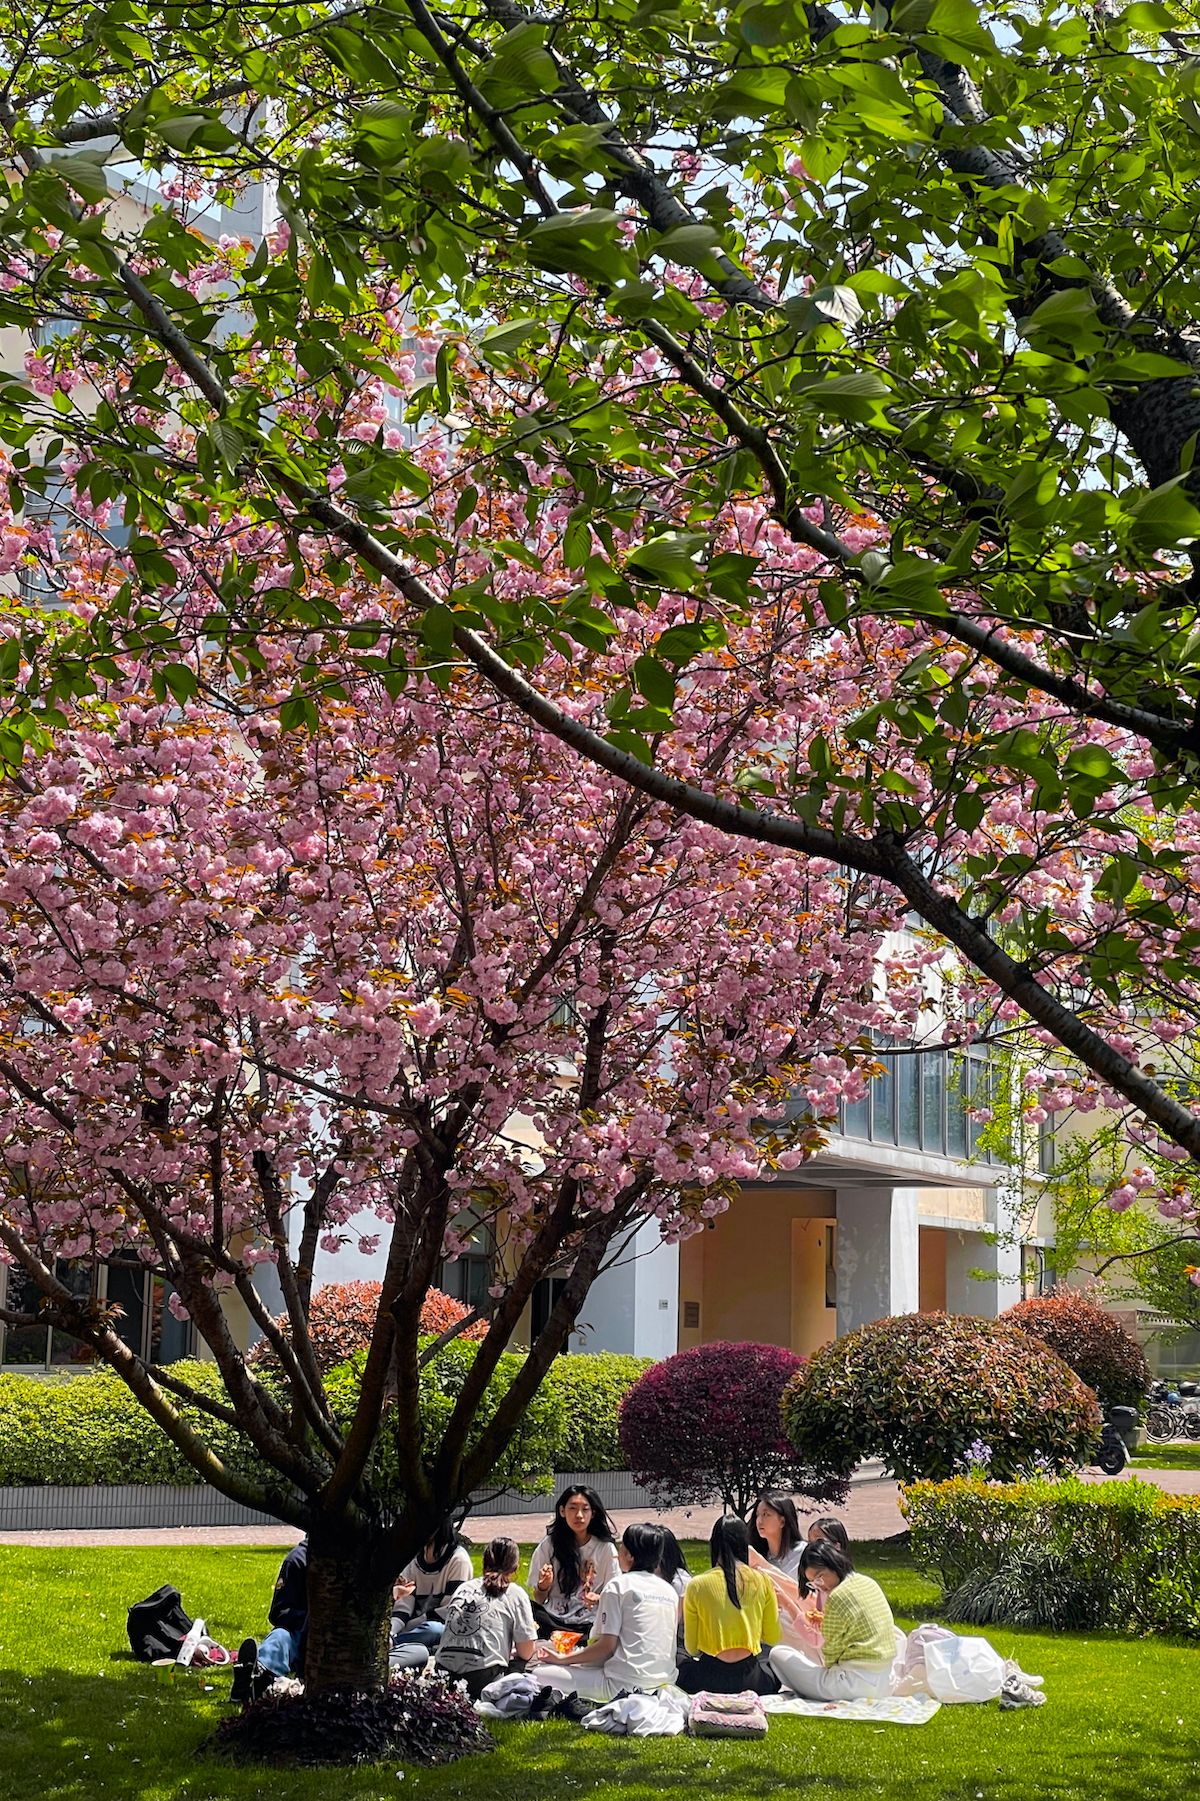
[0,1362,266,1488]
[323,1338,564,1501]
[1001,1288,1150,1410]
[542,1353,651,1472]
[903,1475,1200,1638]
[781,1311,1101,1483]
[0,1344,642,1494]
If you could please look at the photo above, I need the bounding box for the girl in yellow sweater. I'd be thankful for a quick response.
[677,1516,781,1695]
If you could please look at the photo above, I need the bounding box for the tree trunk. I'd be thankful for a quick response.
[302,1524,398,1696]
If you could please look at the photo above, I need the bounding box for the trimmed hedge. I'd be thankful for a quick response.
[545,1353,651,1473]
[781,1312,1102,1482]
[619,1341,847,1517]
[0,1361,266,1488]
[0,1347,646,1491]
[247,1282,486,1374]
[1001,1288,1150,1410]
[903,1475,1200,1638]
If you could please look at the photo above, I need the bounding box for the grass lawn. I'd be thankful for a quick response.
[1131,1443,1200,1471]
[0,1538,1197,1801]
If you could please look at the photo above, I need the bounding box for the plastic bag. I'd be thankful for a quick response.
[747,1550,823,1652]
[924,1633,1005,1704]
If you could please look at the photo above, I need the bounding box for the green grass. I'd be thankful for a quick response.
[0,1540,1197,1800]
[1130,1442,1200,1471]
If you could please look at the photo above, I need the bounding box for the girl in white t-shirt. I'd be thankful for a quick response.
[527,1485,619,1636]
[530,1522,680,1701]
[435,1537,538,1698]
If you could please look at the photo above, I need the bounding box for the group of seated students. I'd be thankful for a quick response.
[386,1484,896,1705]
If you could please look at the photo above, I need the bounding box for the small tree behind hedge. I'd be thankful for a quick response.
[1001,1289,1150,1410]
[618,1341,847,1517]
[781,1313,1102,1484]
[247,1282,486,1375]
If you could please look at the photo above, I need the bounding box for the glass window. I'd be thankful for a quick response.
[921,1051,945,1154]
[531,1276,569,1342]
[0,1264,50,1366]
[897,1051,920,1148]
[1039,1117,1056,1175]
[49,1263,98,1367]
[947,1057,968,1156]
[841,1091,870,1140]
[104,1262,150,1358]
[870,1047,895,1144]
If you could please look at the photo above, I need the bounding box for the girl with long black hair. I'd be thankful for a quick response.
[749,1491,805,1579]
[675,1515,781,1695]
[527,1485,619,1636]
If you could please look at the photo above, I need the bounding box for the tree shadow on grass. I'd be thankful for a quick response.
[1,1664,1197,1801]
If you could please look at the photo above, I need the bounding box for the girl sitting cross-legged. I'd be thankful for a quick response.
[434,1536,539,1699]
[529,1522,680,1701]
[675,1515,781,1696]
[527,1485,620,1636]
[768,1542,897,1702]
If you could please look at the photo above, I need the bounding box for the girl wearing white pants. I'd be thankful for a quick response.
[530,1523,678,1702]
[770,1542,896,1702]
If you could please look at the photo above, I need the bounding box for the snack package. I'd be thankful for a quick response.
[550,1630,583,1655]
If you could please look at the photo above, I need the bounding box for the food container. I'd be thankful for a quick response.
[152,1658,178,1684]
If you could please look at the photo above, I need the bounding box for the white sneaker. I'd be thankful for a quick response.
[1004,1658,1044,1688]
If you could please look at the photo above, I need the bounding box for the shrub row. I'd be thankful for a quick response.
[903,1475,1200,1638]
[0,1347,650,1491]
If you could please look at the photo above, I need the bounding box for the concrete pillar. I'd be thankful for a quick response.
[835,1186,920,1335]
[573,1220,679,1358]
[944,1228,1022,1318]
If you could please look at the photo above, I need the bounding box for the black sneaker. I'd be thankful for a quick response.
[552,1692,595,1722]
[230,1638,258,1706]
[526,1684,559,1720]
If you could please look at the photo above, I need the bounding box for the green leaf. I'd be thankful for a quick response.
[632,654,677,708]
[653,223,724,266]
[46,150,109,206]
[626,532,707,586]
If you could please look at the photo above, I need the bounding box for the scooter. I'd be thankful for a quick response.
[1093,1405,1137,1476]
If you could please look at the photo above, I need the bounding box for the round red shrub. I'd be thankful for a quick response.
[1002,1288,1149,1410]
[781,1312,1102,1483]
[248,1281,486,1373]
[618,1340,847,1517]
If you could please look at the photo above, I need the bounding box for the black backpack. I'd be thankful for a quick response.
[127,1584,194,1662]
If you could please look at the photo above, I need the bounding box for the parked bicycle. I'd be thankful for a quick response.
[1145,1380,1200,1442]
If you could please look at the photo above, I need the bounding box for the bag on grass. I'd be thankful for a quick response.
[687,1690,769,1738]
[924,1633,1005,1704]
[126,1584,194,1663]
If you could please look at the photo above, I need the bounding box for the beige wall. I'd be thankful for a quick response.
[677,1187,835,1355]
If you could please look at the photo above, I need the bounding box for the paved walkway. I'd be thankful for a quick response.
[4,1463,1196,1549]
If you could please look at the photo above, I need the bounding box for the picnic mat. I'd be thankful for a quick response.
[762,1692,942,1726]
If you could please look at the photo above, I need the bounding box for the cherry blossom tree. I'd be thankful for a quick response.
[0,537,910,1693]
[3,2,1200,1263]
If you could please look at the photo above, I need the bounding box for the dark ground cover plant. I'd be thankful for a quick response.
[904,1475,1200,1638]
[781,1312,1101,1483]
[618,1340,846,1517]
[1001,1289,1150,1411]
[206,1670,493,1769]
